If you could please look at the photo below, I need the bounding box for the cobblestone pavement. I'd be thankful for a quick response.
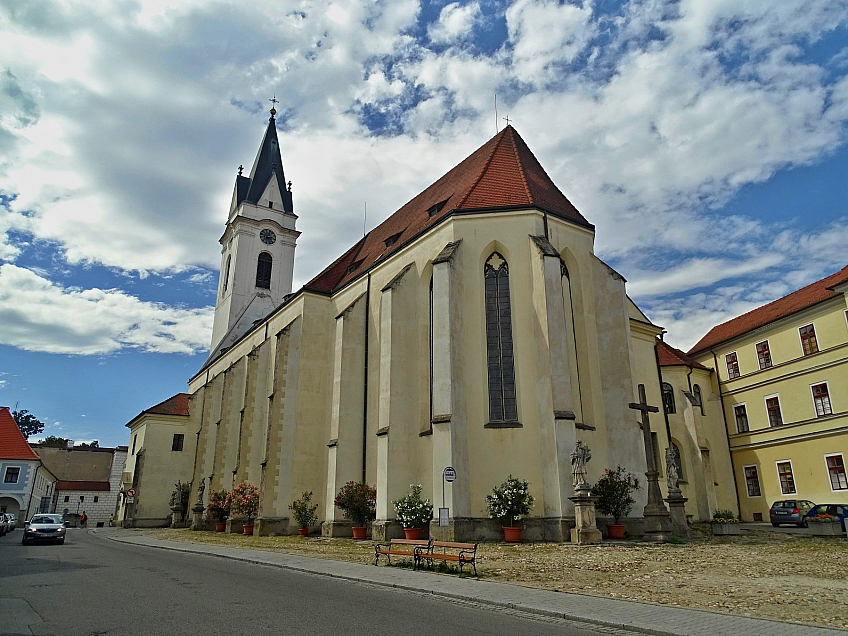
[109,527,847,635]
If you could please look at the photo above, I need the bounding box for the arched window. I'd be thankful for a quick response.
[222,255,231,293]
[693,384,704,415]
[661,382,675,414]
[256,252,272,289]
[485,252,517,422]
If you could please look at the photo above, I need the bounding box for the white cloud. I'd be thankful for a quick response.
[0,264,213,355]
[428,2,483,45]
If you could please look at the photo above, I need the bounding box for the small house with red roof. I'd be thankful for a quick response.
[685,265,848,522]
[178,112,733,540]
[0,406,57,521]
[117,393,192,527]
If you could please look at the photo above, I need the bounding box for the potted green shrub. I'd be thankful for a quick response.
[334,481,376,539]
[393,484,433,540]
[289,491,319,536]
[229,482,260,535]
[207,489,230,532]
[592,466,640,539]
[486,475,535,542]
[711,509,741,535]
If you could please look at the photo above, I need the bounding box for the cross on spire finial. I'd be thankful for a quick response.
[502,116,511,126]
[269,95,279,117]
[238,164,244,176]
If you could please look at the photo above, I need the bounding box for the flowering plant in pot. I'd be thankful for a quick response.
[393,484,433,539]
[289,491,319,536]
[592,467,639,539]
[206,489,230,532]
[334,481,376,539]
[229,482,260,535]
[486,475,534,542]
[710,509,740,536]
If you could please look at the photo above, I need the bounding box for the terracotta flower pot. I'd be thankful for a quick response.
[503,526,522,542]
[607,523,626,539]
[214,522,226,532]
[352,526,367,539]
[404,527,422,540]
[298,528,309,537]
[243,524,254,536]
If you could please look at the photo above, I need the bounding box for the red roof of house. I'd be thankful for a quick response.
[144,393,190,417]
[56,480,110,492]
[304,125,590,294]
[657,340,709,370]
[0,406,40,461]
[688,264,848,356]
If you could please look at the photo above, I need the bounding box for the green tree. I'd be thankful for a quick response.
[40,435,71,447]
[77,441,100,449]
[12,408,45,439]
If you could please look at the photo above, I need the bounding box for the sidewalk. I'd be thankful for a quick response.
[94,528,845,636]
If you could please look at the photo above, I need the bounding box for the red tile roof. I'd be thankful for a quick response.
[304,126,590,294]
[688,264,848,356]
[143,393,190,417]
[657,340,709,370]
[0,406,40,461]
[56,480,110,492]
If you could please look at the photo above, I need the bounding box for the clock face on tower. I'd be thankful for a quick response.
[260,229,277,245]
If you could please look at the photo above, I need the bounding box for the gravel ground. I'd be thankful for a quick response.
[147,527,848,629]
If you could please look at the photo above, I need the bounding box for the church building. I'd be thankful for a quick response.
[184,107,736,540]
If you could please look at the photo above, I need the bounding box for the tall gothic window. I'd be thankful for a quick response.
[256,252,272,289]
[223,255,231,292]
[693,384,704,415]
[485,252,517,422]
[661,382,676,414]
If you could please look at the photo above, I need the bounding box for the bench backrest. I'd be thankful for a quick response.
[390,539,430,546]
[432,541,476,549]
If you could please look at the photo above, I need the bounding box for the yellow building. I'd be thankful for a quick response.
[118,393,194,527]
[688,266,848,521]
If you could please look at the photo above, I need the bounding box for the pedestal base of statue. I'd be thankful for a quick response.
[569,487,602,545]
[190,504,205,531]
[665,490,690,539]
[170,505,184,529]
[642,470,673,542]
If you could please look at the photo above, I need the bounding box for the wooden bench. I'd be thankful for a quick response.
[374,538,430,568]
[419,541,478,576]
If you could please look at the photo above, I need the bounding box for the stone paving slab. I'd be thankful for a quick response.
[94,529,846,636]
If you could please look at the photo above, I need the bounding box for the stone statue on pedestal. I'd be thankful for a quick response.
[196,477,206,505]
[665,446,681,493]
[663,445,690,539]
[571,440,591,489]
[569,440,601,545]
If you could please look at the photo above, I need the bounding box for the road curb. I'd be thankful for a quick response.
[93,530,843,636]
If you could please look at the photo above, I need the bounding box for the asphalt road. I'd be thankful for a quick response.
[0,529,637,636]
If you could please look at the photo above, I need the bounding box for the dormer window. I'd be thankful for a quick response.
[346,259,364,275]
[384,232,402,248]
[427,199,449,218]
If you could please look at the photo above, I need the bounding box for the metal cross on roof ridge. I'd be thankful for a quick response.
[269,95,279,107]
[502,116,511,126]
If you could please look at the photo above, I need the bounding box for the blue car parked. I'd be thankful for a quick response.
[805,504,848,531]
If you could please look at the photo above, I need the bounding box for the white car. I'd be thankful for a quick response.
[7,513,17,531]
[22,514,67,545]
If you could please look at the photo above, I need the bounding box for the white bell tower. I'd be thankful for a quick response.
[210,103,299,355]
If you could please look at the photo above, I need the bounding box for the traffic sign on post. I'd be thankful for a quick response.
[127,488,136,498]
[443,467,456,482]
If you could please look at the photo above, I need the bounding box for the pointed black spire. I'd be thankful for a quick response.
[235,106,293,214]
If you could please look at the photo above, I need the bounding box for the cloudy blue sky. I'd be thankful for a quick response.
[1,0,847,447]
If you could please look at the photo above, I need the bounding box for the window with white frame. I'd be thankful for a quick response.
[733,404,749,433]
[811,383,833,417]
[3,467,20,483]
[799,323,818,356]
[744,465,761,497]
[826,454,847,491]
[755,340,772,370]
[776,461,796,495]
[765,395,783,427]
[725,352,740,379]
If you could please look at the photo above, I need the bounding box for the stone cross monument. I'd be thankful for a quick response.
[568,440,602,545]
[628,384,672,542]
